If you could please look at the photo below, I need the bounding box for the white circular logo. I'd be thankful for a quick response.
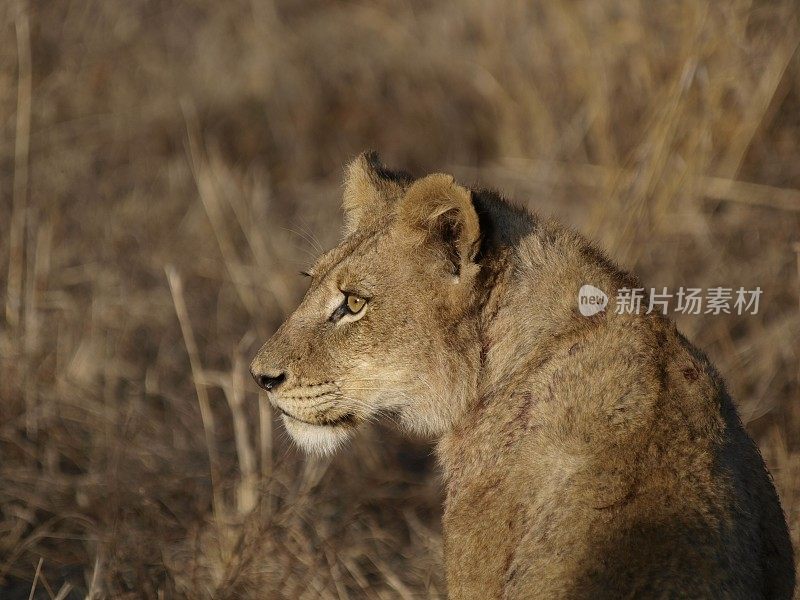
[578,284,608,316]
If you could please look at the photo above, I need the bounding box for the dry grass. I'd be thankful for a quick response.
[0,0,799,597]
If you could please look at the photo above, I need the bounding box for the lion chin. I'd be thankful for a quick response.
[282,415,355,456]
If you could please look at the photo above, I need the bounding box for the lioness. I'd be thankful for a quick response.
[250,152,795,599]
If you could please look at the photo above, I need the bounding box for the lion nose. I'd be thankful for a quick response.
[251,370,286,392]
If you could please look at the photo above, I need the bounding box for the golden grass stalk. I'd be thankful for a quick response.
[166,264,224,524]
[6,0,31,331]
[223,352,258,515]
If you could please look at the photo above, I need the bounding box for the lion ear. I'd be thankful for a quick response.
[342,151,411,235]
[397,174,481,276]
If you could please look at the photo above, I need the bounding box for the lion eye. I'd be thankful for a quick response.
[346,294,366,314]
[329,292,369,323]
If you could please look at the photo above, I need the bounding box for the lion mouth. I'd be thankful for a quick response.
[278,408,357,428]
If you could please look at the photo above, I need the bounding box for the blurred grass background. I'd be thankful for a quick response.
[1,0,799,597]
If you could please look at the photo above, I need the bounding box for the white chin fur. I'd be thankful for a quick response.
[282,415,353,456]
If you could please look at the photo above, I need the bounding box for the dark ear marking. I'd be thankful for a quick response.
[468,188,492,263]
[363,150,414,187]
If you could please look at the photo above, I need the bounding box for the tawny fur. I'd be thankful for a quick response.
[251,152,795,599]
